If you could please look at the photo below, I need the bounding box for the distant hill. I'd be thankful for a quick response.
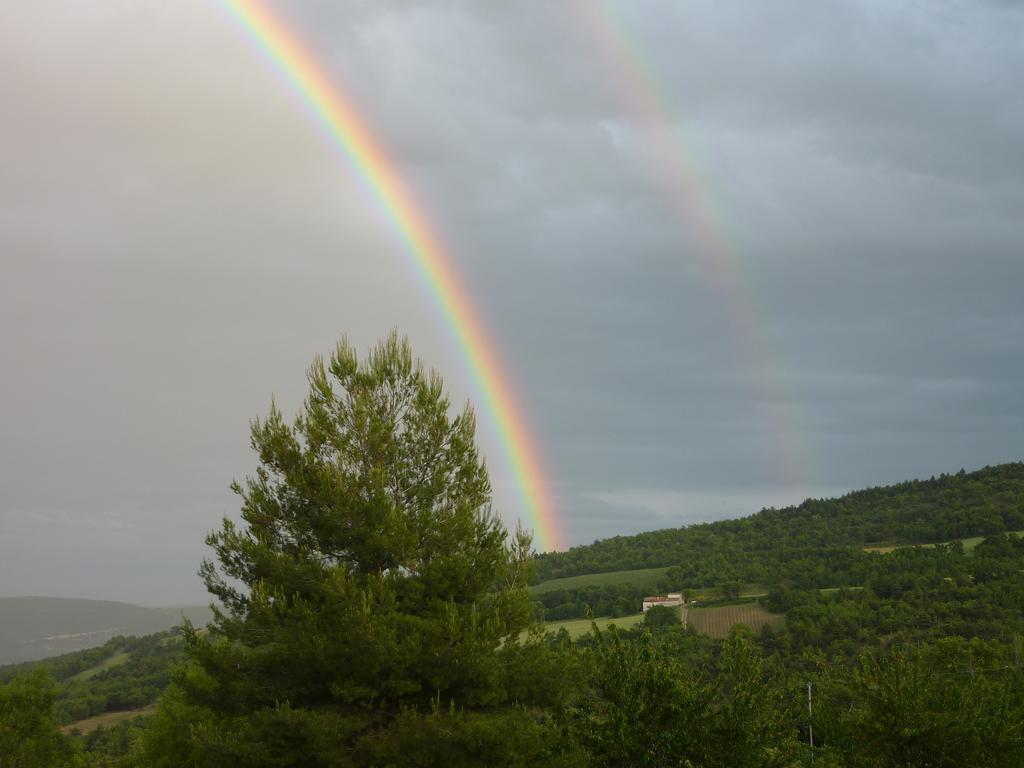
[0,597,212,664]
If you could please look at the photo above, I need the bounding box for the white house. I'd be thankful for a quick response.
[642,593,684,612]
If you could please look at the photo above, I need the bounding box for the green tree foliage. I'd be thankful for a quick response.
[142,334,563,767]
[772,540,1024,661]
[816,640,1024,767]
[0,668,77,767]
[641,605,681,631]
[720,580,743,600]
[561,628,804,768]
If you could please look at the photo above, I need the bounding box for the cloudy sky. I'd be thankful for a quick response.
[2,0,1022,604]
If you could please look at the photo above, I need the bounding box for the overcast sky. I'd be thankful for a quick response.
[2,0,1022,604]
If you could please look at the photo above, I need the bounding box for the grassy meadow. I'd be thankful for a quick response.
[863,529,1024,555]
[537,613,645,639]
[63,705,157,735]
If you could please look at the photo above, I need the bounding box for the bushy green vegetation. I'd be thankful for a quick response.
[560,630,805,767]
[813,639,1024,767]
[564,621,1024,768]
[765,534,1024,660]
[0,668,76,767]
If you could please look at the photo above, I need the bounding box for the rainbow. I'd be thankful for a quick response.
[573,0,813,490]
[215,0,563,551]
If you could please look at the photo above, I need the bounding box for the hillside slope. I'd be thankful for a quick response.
[0,597,211,664]
[536,462,1024,581]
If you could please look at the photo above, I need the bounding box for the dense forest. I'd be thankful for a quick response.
[2,339,1022,767]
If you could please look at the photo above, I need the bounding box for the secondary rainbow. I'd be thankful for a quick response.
[215,0,563,551]
[573,0,814,490]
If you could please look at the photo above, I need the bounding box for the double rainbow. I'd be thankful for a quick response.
[576,0,812,490]
[216,0,563,551]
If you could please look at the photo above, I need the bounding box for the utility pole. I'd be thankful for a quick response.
[807,681,814,757]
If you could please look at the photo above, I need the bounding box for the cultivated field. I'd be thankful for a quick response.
[862,544,900,554]
[63,704,157,735]
[686,603,783,639]
[530,567,672,594]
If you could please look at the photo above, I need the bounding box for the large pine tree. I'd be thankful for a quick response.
[144,334,567,767]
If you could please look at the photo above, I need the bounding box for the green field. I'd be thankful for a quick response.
[69,651,131,682]
[956,531,1024,552]
[530,566,672,595]
[540,613,645,638]
[865,530,1024,555]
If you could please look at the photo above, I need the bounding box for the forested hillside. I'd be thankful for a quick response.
[535,463,1024,581]
[532,463,1024,622]
[0,631,184,765]
[0,632,183,724]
